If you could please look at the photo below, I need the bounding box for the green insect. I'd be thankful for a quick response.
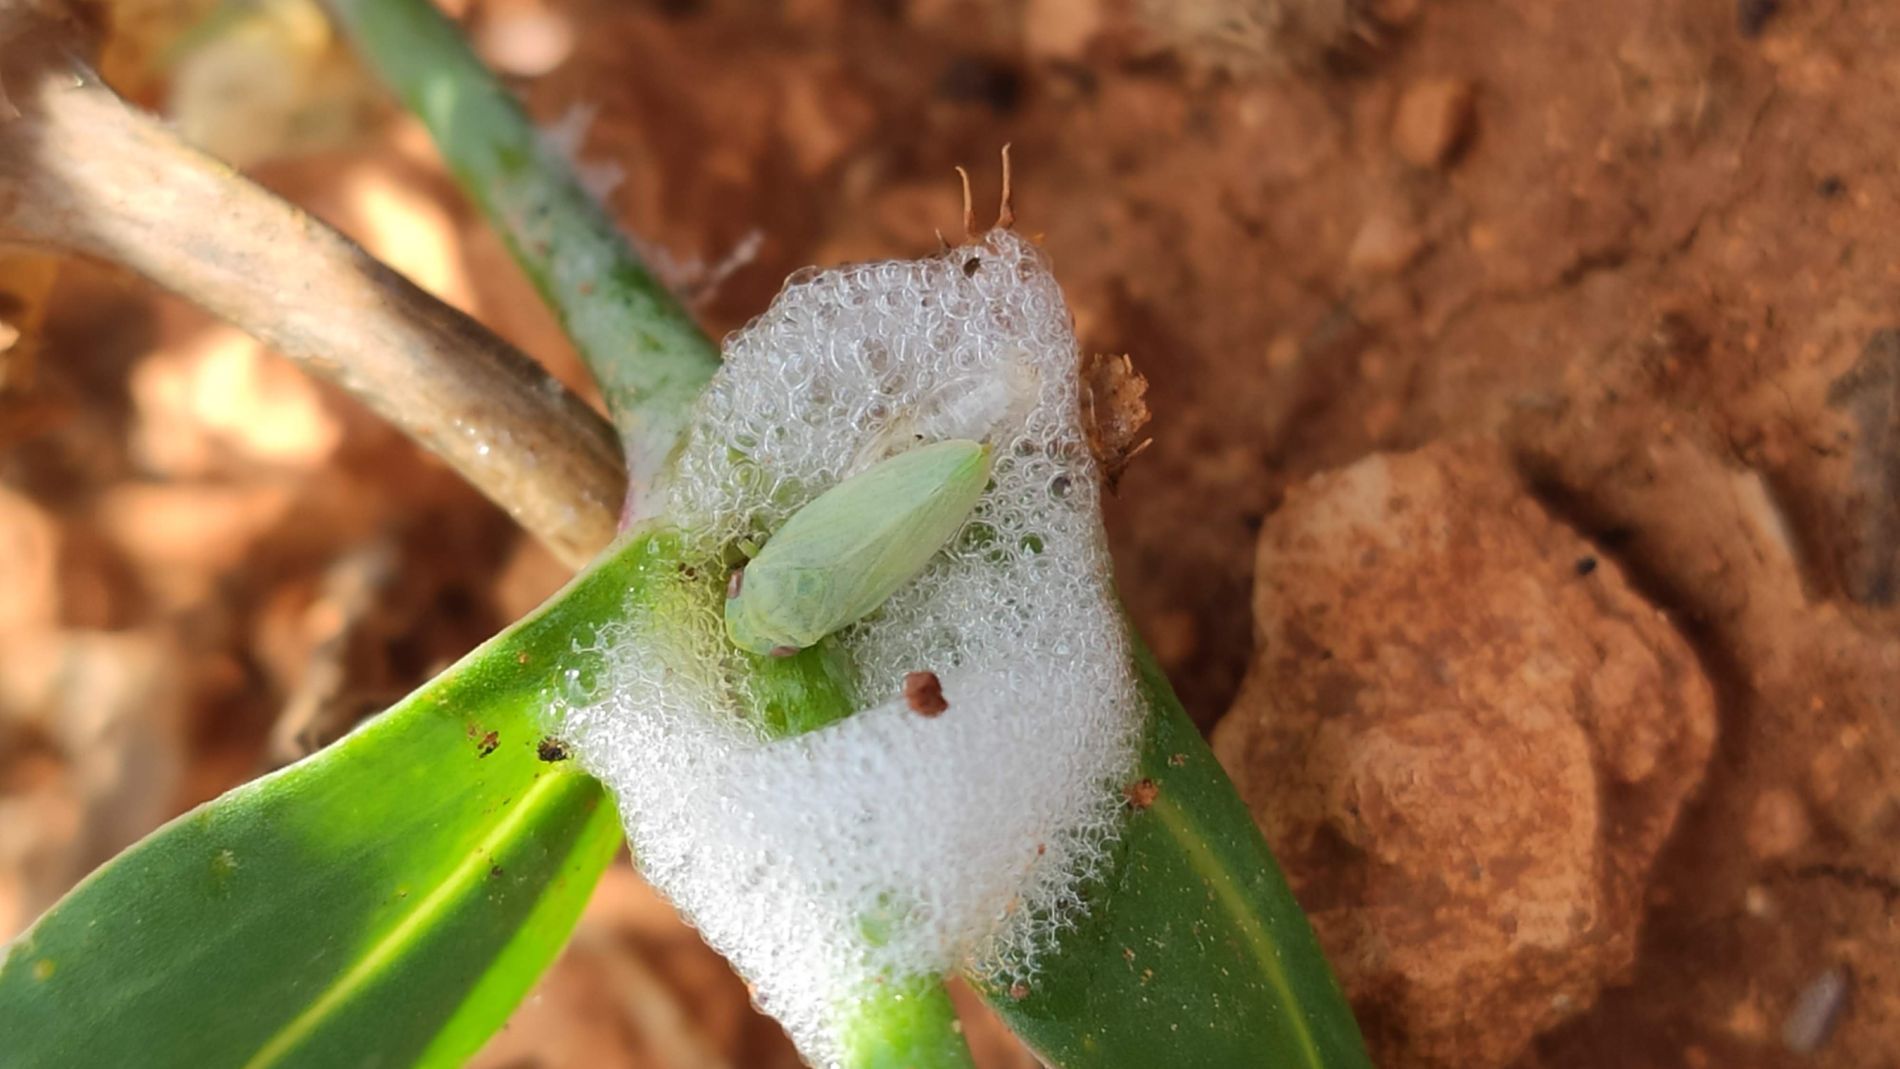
[725,438,994,656]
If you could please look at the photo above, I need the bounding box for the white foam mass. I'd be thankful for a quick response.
[556,230,1144,1066]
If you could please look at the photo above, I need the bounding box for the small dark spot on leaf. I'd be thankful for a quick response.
[489,864,505,879]
[537,737,571,762]
[905,670,949,717]
[1124,778,1159,810]
[476,730,499,757]
[1575,555,1598,576]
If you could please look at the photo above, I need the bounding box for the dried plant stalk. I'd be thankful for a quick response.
[0,13,624,565]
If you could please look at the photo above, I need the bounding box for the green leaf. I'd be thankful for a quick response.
[0,543,660,1068]
[973,639,1372,1069]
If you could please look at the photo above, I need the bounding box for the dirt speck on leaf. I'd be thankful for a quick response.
[1123,778,1159,810]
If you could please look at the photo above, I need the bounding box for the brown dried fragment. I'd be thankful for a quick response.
[476,729,499,757]
[904,670,948,717]
[1124,777,1160,810]
[1008,981,1031,1001]
[1167,752,1188,767]
[537,737,571,762]
[1081,353,1153,491]
[726,567,744,600]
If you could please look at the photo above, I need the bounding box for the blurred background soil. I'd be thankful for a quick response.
[3,0,1898,1066]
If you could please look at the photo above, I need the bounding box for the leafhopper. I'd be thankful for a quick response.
[725,439,993,655]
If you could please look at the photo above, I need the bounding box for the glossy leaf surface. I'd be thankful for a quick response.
[974,640,1371,1069]
[0,545,657,1068]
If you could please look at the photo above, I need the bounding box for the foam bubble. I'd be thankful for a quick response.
[557,231,1143,1066]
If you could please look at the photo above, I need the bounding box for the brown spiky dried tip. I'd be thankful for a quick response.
[1081,353,1153,491]
[904,670,949,717]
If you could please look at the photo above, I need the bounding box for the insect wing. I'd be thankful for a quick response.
[731,439,991,652]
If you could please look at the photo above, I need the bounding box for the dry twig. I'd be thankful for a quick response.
[0,7,624,565]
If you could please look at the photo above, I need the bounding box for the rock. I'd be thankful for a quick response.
[1781,965,1850,1055]
[1367,0,1422,28]
[1346,207,1424,275]
[1024,0,1104,61]
[1745,787,1812,861]
[777,63,876,177]
[1819,329,1900,605]
[1212,439,1716,1068]
[1392,77,1474,168]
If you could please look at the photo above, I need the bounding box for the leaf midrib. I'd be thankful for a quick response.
[1150,792,1323,1068]
[240,772,577,1069]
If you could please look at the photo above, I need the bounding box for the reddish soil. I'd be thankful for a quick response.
[4,0,1898,1066]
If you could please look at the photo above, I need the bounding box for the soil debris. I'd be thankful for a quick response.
[1391,78,1474,169]
[1781,965,1850,1055]
[1122,778,1159,810]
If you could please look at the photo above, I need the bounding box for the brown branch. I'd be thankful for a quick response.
[0,8,624,566]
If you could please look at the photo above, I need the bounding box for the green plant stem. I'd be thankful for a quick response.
[836,977,977,1069]
[321,10,1361,1066]
[593,533,975,1068]
[323,0,721,516]
[742,641,860,737]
